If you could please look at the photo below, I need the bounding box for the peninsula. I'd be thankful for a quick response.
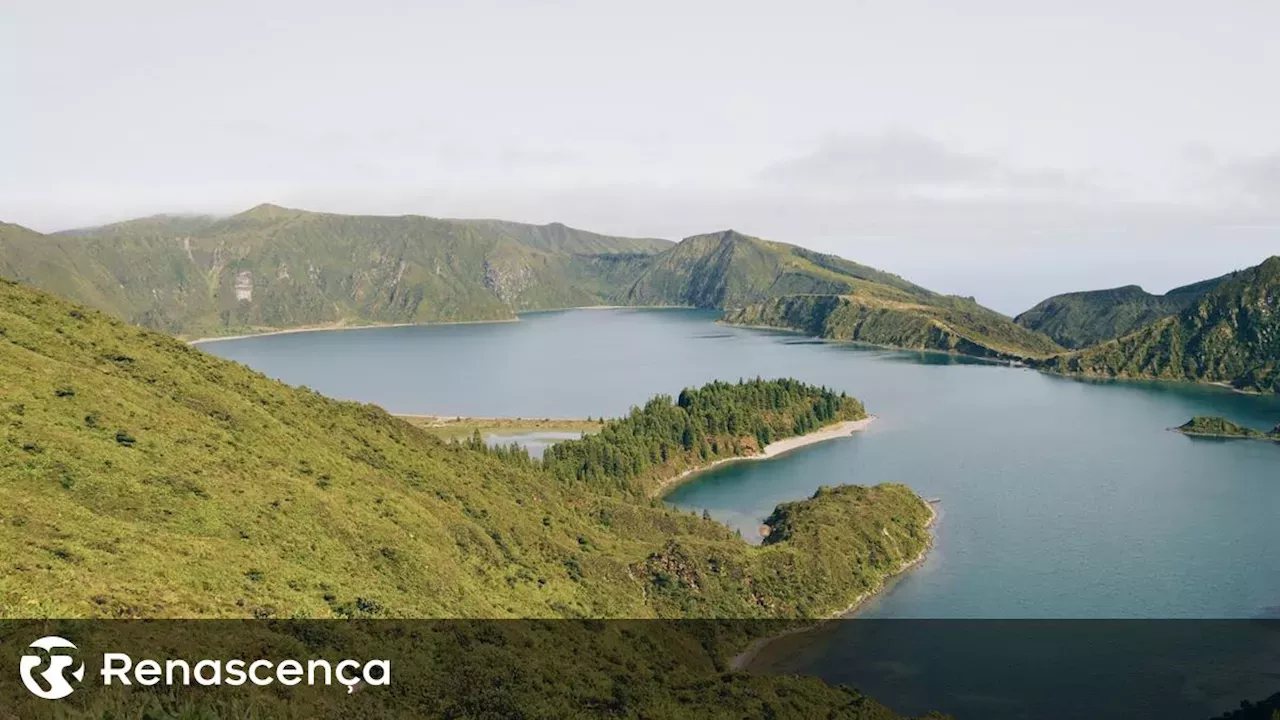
[542,378,871,499]
[1174,416,1280,441]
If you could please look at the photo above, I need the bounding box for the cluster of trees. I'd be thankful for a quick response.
[458,428,536,465]
[541,378,865,496]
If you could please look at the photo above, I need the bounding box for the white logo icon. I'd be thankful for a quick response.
[19,636,85,700]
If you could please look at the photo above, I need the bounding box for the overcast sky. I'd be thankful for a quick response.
[4,0,1279,312]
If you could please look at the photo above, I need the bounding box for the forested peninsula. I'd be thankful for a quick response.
[541,378,870,498]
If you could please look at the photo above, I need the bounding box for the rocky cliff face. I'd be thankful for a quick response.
[483,258,536,304]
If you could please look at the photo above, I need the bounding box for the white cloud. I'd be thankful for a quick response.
[757,131,1096,200]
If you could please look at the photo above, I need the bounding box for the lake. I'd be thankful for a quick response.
[202,309,1280,620]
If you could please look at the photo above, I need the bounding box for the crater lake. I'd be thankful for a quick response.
[201,308,1280,620]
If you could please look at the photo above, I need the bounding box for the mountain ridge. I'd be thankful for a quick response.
[1,206,672,336]
[1015,273,1235,349]
[1,205,1062,363]
[1038,256,1280,393]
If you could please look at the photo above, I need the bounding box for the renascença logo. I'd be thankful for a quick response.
[17,635,391,700]
[20,636,85,700]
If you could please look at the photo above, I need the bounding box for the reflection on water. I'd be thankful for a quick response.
[485,431,582,459]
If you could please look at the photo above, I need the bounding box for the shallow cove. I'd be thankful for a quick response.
[203,307,1280,620]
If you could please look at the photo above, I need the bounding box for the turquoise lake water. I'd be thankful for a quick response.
[202,308,1280,620]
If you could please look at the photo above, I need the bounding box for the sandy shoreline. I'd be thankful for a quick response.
[729,498,939,672]
[650,416,878,499]
[187,317,518,345]
[187,305,694,345]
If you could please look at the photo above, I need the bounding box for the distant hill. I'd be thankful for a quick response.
[1,205,671,337]
[614,229,930,308]
[726,293,1065,360]
[616,229,1062,360]
[1038,257,1280,393]
[1015,274,1233,349]
[2,207,1062,360]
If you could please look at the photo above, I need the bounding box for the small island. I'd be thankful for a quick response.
[1174,415,1280,441]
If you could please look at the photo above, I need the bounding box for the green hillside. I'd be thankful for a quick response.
[0,278,932,620]
[3,208,1062,361]
[1015,275,1232,349]
[615,229,929,308]
[0,277,946,716]
[615,229,1061,359]
[723,292,1064,360]
[1,206,670,338]
[1039,257,1280,393]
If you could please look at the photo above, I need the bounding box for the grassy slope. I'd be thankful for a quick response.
[1039,257,1280,393]
[616,230,930,309]
[6,208,1060,361]
[4,211,1055,359]
[619,229,1062,359]
[0,279,931,621]
[1,206,671,338]
[1014,274,1233,349]
[724,292,1064,360]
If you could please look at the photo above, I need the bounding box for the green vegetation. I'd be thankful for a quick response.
[616,229,927,308]
[2,209,1061,362]
[725,293,1064,360]
[617,228,1061,360]
[1015,275,1232,349]
[0,278,929,621]
[0,277,942,716]
[1175,416,1279,440]
[0,620,946,719]
[1039,257,1280,393]
[1,206,671,338]
[543,379,866,497]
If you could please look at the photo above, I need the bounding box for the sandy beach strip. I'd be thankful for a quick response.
[186,317,520,345]
[650,415,878,498]
[184,305,695,345]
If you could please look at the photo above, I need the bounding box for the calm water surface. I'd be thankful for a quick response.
[203,309,1280,620]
